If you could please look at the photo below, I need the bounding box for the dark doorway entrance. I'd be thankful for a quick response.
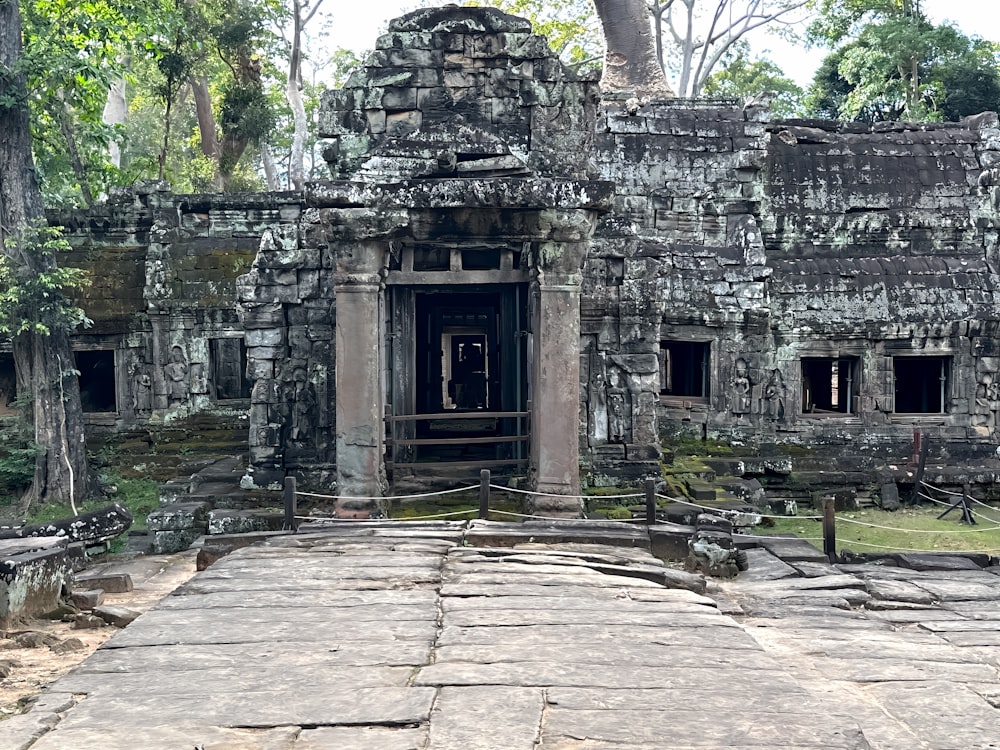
[76,350,117,413]
[387,285,528,478]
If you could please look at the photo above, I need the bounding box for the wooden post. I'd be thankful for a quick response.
[908,431,929,505]
[479,469,490,519]
[962,483,976,525]
[645,478,656,525]
[283,476,297,532]
[822,496,836,563]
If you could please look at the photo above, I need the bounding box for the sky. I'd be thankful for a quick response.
[321,0,1000,89]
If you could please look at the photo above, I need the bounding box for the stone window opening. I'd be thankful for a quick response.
[209,337,251,401]
[893,356,951,414]
[659,341,710,402]
[801,357,859,415]
[75,349,117,413]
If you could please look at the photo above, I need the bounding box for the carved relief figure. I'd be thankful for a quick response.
[607,366,631,443]
[730,358,752,416]
[164,346,189,405]
[131,360,152,416]
[977,371,1000,430]
[587,348,608,444]
[763,369,786,422]
[290,367,316,445]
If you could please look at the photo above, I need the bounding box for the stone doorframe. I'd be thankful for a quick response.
[315,180,612,516]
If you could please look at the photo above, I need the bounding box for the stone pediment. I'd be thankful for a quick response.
[318,6,599,182]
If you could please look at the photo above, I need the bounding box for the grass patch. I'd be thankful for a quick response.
[757,505,1000,554]
[25,475,160,532]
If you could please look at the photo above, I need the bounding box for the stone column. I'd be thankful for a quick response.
[334,238,386,513]
[528,210,595,516]
[326,208,407,515]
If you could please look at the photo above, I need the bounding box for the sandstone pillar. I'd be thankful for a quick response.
[528,211,594,516]
[334,238,386,513]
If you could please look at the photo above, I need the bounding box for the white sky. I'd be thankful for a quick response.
[320,0,1000,88]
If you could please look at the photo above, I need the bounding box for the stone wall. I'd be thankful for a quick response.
[590,100,1000,469]
[33,7,1000,495]
[43,184,301,430]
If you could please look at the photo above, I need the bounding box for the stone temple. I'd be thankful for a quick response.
[10,6,1000,515]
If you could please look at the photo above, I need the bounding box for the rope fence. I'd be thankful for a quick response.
[278,469,1000,561]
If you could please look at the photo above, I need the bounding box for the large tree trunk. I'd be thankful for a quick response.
[0,0,91,511]
[286,0,308,191]
[593,0,674,96]
[101,75,127,168]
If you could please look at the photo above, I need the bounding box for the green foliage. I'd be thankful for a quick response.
[25,474,159,529]
[0,226,91,337]
[702,42,804,116]
[0,415,41,502]
[19,0,162,205]
[804,0,1000,121]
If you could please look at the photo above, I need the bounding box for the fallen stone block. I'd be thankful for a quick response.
[662,568,707,594]
[206,509,284,536]
[0,541,71,628]
[71,614,105,630]
[94,604,140,628]
[146,501,210,533]
[73,572,133,594]
[648,522,694,562]
[152,528,202,555]
[69,589,105,611]
[49,638,86,654]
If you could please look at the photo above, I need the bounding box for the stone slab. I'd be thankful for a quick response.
[414,662,799,691]
[436,623,760,649]
[296,726,428,750]
[736,548,798,581]
[440,593,716,612]
[78,641,432,673]
[540,709,869,749]
[428,686,544,750]
[759,536,830,563]
[51,686,436,730]
[864,578,937,603]
[863,682,1000,749]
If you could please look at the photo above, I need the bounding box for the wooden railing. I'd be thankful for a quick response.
[385,409,529,471]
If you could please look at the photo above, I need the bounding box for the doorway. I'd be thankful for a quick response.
[386,285,528,476]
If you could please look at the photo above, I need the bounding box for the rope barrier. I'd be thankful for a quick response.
[487,483,643,501]
[295,508,478,522]
[653,493,822,521]
[835,538,1000,554]
[296,484,479,502]
[919,479,965,498]
[486,509,648,523]
[837,516,1000,533]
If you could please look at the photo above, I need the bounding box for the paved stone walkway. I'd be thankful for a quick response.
[2,522,999,749]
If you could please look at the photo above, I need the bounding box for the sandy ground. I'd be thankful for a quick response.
[0,550,198,718]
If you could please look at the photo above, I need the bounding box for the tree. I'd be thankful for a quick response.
[702,41,803,115]
[650,0,810,97]
[0,0,91,510]
[286,0,324,191]
[595,0,675,95]
[805,0,1000,121]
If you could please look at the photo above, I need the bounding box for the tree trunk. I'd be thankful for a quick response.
[261,143,281,190]
[0,0,90,510]
[191,75,221,161]
[286,0,308,191]
[594,0,674,96]
[101,75,128,168]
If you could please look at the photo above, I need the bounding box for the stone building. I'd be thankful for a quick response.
[10,6,1000,514]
